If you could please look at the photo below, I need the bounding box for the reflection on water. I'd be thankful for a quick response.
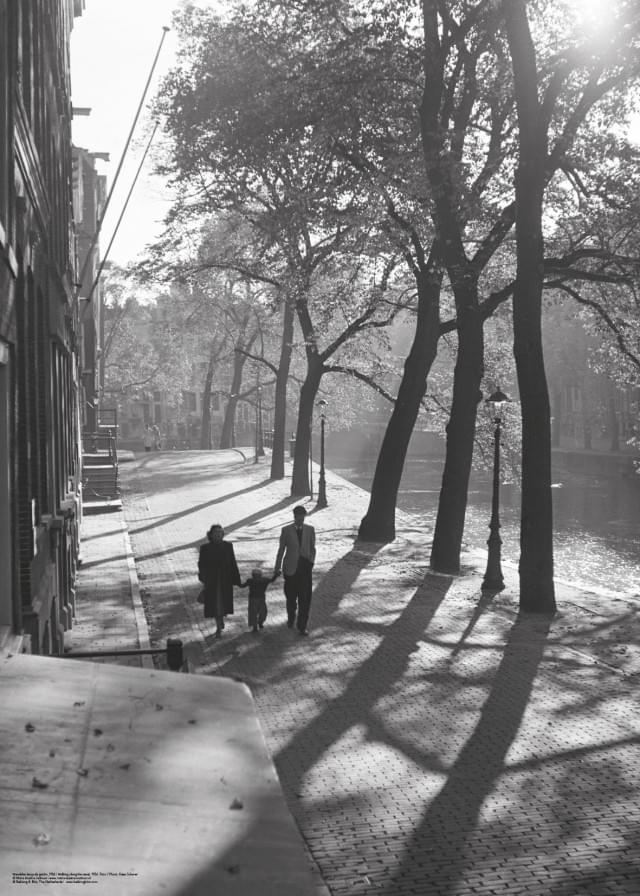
[333,456,640,596]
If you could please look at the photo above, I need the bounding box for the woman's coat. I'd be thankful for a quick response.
[198,540,241,618]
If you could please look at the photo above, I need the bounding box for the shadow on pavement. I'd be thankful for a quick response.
[223,496,302,537]
[124,496,304,577]
[448,587,501,659]
[273,572,454,801]
[378,610,553,896]
[78,553,130,571]
[126,477,274,537]
[309,539,387,619]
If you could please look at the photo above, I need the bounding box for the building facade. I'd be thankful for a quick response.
[72,145,107,437]
[0,0,85,654]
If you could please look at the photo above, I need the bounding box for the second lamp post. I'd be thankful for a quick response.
[254,384,264,463]
[482,388,509,592]
[316,398,328,509]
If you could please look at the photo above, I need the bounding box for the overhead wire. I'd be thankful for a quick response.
[76,25,170,309]
[82,121,159,318]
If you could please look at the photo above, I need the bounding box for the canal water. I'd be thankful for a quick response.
[332,455,640,597]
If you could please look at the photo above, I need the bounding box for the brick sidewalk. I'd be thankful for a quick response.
[91,451,640,895]
[61,452,328,896]
[69,511,153,668]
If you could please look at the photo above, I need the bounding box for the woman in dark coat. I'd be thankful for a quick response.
[198,524,241,637]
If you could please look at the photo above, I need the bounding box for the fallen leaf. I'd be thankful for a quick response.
[76,768,89,777]
[106,743,115,752]
[119,763,131,771]
[33,833,50,847]
[32,777,49,789]
[73,701,85,707]
[25,723,35,732]
[188,719,197,725]
[229,798,243,810]
[155,704,164,711]
[93,728,103,737]
[225,865,240,875]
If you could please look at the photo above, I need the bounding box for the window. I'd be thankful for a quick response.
[182,391,196,412]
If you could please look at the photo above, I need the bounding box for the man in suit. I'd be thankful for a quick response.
[274,506,316,635]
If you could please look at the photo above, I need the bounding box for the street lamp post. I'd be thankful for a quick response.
[208,395,214,450]
[258,385,264,456]
[316,399,327,509]
[254,384,264,463]
[308,420,313,499]
[482,388,509,592]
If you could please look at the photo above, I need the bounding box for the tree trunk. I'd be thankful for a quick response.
[270,299,295,480]
[219,347,246,449]
[505,0,556,612]
[514,289,555,611]
[609,394,619,452]
[552,391,561,448]
[219,395,237,449]
[359,277,441,542]
[583,414,592,450]
[199,353,215,449]
[290,358,323,496]
[430,305,484,572]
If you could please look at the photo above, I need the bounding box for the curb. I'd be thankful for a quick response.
[121,518,154,669]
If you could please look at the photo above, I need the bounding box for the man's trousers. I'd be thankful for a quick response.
[283,558,313,632]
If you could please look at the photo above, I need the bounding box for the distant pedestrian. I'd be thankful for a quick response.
[274,506,316,636]
[152,423,161,449]
[143,425,153,452]
[198,524,241,637]
[239,568,279,633]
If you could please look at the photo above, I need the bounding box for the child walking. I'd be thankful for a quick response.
[240,569,279,633]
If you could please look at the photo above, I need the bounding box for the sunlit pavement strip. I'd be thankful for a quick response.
[119,451,640,895]
[70,519,151,667]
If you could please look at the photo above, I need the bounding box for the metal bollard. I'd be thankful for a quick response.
[166,638,184,671]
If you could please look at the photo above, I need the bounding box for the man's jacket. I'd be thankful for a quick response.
[275,523,316,576]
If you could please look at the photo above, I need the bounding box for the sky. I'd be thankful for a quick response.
[70,1,193,266]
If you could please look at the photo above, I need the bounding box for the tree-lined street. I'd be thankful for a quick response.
[4,2,640,891]
[100,0,640,617]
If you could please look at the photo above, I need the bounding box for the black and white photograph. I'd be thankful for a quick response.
[1,1,639,893]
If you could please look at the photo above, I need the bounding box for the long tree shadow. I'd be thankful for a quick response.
[222,496,302,537]
[79,525,125,543]
[78,553,130,571]
[124,450,248,491]
[378,610,553,896]
[308,538,388,620]
[273,573,454,800]
[125,495,303,566]
[124,477,274,536]
[448,587,500,660]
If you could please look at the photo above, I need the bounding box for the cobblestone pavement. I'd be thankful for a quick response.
[69,509,153,669]
[120,450,640,896]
